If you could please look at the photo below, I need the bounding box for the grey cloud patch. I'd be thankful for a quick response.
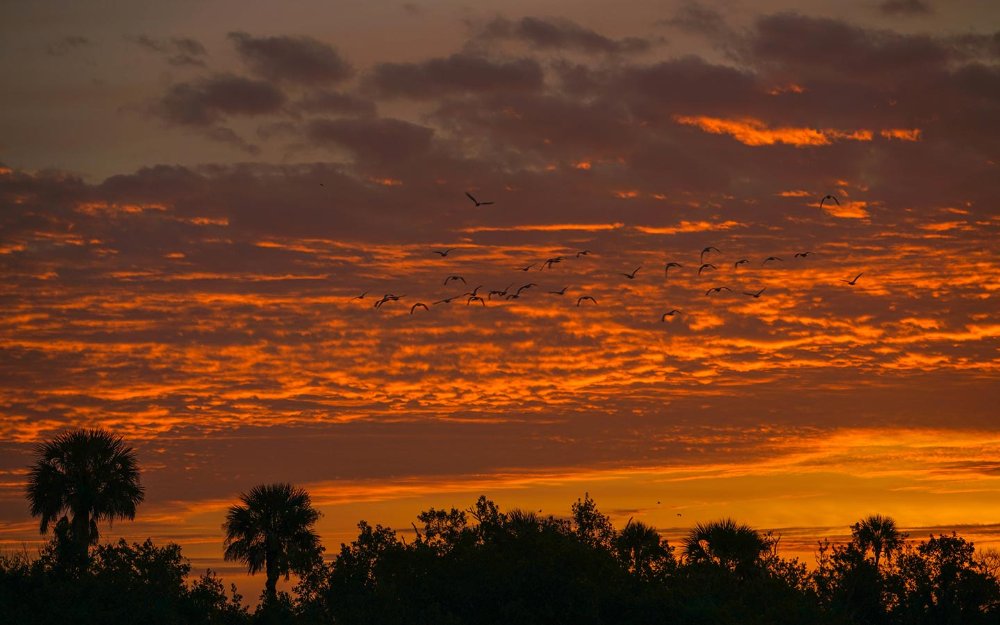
[368,53,543,99]
[879,0,933,16]
[662,2,728,36]
[305,117,434,163]
[156,74,286,126]
[750,12,950,79]
[130,35,208,67]
[229,32,353,84]
[481,16,651,54]
[296,89,377,116]
[45,36,91,56]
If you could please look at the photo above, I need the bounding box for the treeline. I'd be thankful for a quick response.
[2,429,999,624]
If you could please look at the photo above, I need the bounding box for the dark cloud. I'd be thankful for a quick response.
[481,16,651,54]
[662,2,728,36]
[368,53,544,99]
[305,117,435,163]
[45,35,91,56]
[879,0,933,16]
[296,89,377,116]
[130,35,207,67]
[750,13,950,80]
[156,74,287,126]
[228,32,353,84]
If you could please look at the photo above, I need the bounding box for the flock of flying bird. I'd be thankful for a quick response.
[350,192,866,321]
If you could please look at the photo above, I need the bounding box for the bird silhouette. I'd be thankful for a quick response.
[734,259,749,269]
[444,275,466,285]
[352,291,369,300]
[820,194,839,208]
[516,283,537,295]
[433,296,460,305]
[410,303,428,314]
[548,287,568,295]
[743,288,766,298]
[841,272,864,285]
[433,248,455,257]
[794,251,812,258]
[542,257,564,270]
[467,296,486,306]
[463,285,484,298]
[576,296,597,306]
[517,263,536,271]
[374,294,403,309]
[665,262,683,276]
[698,263,717,276]
[660,310,681,321]
[705,286,732,296]
[576,250,591,257]
[465,191,494,206]
[700,246,721,263]
[620,266,641,280]
[763,256,783,264]
[489,284,513,300]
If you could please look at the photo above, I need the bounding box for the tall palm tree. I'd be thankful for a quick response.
[26,429,145,567]
[223,483,322,604]
[616,520,671,580]
[851,514,904,568]
[683,518,767,576]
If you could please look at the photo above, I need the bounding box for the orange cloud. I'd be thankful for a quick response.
[673,115,874,147]
[634,220,746,234]
[880,128,922,141]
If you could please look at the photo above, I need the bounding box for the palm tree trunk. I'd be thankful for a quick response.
[72,509,91,568]
[265,556,278,604]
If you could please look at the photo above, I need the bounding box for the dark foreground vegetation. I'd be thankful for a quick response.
[2,429,999,624]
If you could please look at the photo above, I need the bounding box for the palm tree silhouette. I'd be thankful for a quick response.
[616,520,670,580]
[26,429,144,568]
[683,518,767,577]
[851,514,904,569]
[223,483,322,604]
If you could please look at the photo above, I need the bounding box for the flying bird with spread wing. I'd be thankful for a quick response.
[763,256,783,264]
[743,288,766,298]
[698,263,717,276]
[548,287,568,295]
[465,191,494,206]
[576,296,597,306]
[841,272,864,285]
[444,275,466,285]
[620,267,641,280]
[700,246,721,263]
[433,248,455,257]
[665,262,683,277]
[352,291,369,300]
[734,259,749,269]
[794,252,812,258]
[820,194,839,208]
[660,310,681,321]
[410,303,428,314]
[705,286,732,296]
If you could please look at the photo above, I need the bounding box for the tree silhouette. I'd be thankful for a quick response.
[852,514,904,569]
[615,519,674,581]
[222,483,321,605]
[683,518,768,577]
[25,429,144,569]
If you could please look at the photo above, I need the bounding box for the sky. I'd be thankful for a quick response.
[2,0,999,600]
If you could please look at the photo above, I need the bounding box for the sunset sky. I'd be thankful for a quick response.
[2,0,999,598]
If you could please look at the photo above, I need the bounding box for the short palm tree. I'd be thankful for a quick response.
[683,518,767,576]
[26,429,145,567]
[852,514,904,568]
[223,483,322,604]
